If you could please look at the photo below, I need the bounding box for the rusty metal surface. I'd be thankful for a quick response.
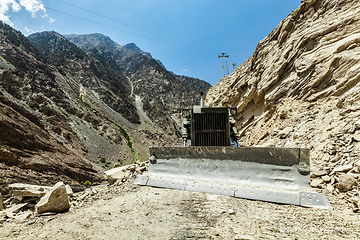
[149,146,309,167]
[192,112,229,146]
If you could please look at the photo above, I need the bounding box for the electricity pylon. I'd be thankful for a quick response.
[218,53,229,77]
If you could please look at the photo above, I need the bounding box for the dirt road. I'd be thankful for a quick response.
[1,180,359,240]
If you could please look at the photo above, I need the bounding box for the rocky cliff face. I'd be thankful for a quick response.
[206,0,360,198]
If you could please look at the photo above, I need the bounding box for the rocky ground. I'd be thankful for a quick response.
[1,160,360,240]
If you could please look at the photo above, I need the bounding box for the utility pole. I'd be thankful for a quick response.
[218,53,229,77]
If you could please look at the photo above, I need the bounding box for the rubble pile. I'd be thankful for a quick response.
[240,98,360,212]
[0,161,149,225]
[0,182,71,224]
[309,128,360,212]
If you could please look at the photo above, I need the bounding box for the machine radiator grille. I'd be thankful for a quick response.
[193,112,228,146]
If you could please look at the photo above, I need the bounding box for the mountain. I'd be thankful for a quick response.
[64,33,208,135]
[174,73,212,95]
[27,31,140,124]
[205,0,360,196]
[0,24,211,197]
[0,22,104,196]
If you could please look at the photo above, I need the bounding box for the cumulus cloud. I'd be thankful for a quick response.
[0,0,21,25]
[0,0,47,26]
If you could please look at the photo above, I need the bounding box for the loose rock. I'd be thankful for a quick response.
[311,170,327,178]
[5,203,28,214]
[105,168,126,185]
[321,175,331,183]
[310,178,324,188]
[333,164,353,172]
[337,175,357,192]
[8,183,52,198]
[65,185,73,196]
[13,211,32,221]
[35,182,70,214]
[229,209,235,215]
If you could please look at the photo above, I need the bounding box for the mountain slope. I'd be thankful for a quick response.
[65,34,208,136]
[174,73,212,95]
[205,0,360,199]
[0,22,104,196]
[0,24,206,197]
[28,31,140,124]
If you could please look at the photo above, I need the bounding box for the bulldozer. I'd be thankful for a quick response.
[135,93,332,209]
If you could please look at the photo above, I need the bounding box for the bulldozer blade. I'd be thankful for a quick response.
[134,146,332,210]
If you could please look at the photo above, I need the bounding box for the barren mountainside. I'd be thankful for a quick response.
[64,33,209,136]
[0,25,210,197]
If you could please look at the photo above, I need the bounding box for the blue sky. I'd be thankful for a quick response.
[1,0,301,86]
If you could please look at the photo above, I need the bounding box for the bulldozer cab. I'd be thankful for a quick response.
[181,92,239,147]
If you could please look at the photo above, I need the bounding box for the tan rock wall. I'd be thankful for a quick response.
[206,0,360,129]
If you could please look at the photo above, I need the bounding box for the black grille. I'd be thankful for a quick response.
[193,112,228,146]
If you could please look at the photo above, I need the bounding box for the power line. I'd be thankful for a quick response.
[103,0,218,53]
[45,6,209,54]
[55,0,213,54]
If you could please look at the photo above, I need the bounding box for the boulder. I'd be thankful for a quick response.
[105,167,126,185]
[35,182,70,214]
[338,175,357,192]
[9,183,52,198]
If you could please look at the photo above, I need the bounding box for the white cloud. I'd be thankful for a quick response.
[18,0,46,18]
[183,69,188,72]
[0,0,21,25]
[24,26,30,32]
[0,0,46,26]
[49,17,55,23]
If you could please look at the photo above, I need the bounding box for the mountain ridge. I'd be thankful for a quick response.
[0,22,211,197]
